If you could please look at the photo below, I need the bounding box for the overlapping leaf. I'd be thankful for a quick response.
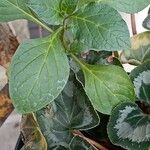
[108,102,150,150]
[68,3,130,52]
[9,29,70,113]
[21,114,47,150]
[121,31,150,65]
[35,72,99,149]
[71,54,135,114]
[130,60,150,103]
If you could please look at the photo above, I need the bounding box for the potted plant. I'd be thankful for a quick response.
[0,0,150,149]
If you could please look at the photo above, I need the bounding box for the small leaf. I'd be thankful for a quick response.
[121,31,150,65]
[21,114,47,150]
[9,29,70,113]
[72,54,135,114]
[28,0,63,25]
[35,72,99,149]
[68,3,130,52]
[130,60,150,103]
[143,15,150,30]
[69,136,95,150]
[107,102,150,150]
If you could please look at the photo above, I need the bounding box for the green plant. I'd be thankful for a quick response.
[0,0,150,149]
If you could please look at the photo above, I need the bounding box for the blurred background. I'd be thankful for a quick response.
[0,6,149,150]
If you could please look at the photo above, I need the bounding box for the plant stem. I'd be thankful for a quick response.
[73,130,108,150]
[131,14,137,35]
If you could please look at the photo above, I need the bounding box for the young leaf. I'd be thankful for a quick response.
[107,102,150,150]
[121,31,150,65]
[69,136,95,150]
[0,0,52,32]
[130,60,150,103]
[143,15,150,30]
[21,114,47,150]
[9,29,70,113]
[68,3,130,52]
[35,72,99,149]
[28,0,63,25]
[71,54,135,114]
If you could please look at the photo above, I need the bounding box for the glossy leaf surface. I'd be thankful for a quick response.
[9,29,70,113]
[35,72,99,149]
[69,3,130,52]
[108,102,150,150]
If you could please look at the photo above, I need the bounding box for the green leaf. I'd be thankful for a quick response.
[28,0,64,25]
[143,15,150,30]
[78,0,150,13]
[107,102,150,150]
[130,60,150,103]
[121,31,150,65]
[69,136,95,150]
[71,54,135,114]
[9,29,70,113]
[35,72,99,149]
[102,0,150,13]
[60,0,79,15]
[21,114,47,150]
[0,0,52,32]
[68,3,130,52]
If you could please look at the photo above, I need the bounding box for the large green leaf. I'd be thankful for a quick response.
[71,54,135,114]
[0,0,52,32]
[108,102,150,150]
[21,114,47,150]
[130,60,150,103]
[9,29,70,113]
[78,0,150,13]
[35,72,99,149]
[69,136,95,150]
[121,31,150,65]
[68,3,130,52]
[28,0,64,25]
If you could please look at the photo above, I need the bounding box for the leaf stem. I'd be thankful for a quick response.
[73,130,108,150]
[131,14,137,35]
[70,53,85,68]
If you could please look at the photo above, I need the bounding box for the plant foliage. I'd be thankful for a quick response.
[0,0,150,149]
